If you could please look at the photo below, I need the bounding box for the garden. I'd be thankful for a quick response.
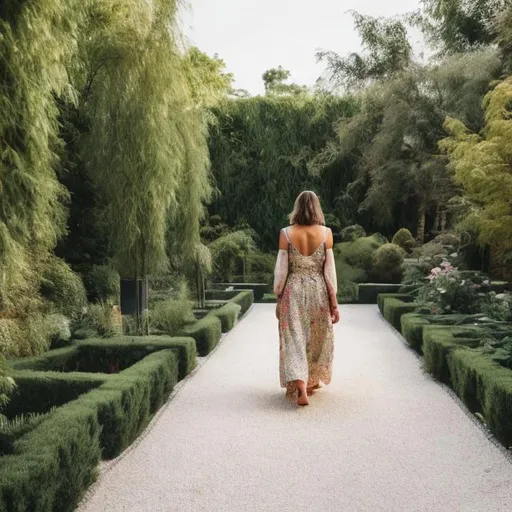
[1,0,512,510]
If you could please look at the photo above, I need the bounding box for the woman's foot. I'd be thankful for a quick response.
[297,386,309,406]
[307,383,321,396]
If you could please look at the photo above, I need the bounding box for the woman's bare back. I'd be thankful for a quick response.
[279,224,332,256]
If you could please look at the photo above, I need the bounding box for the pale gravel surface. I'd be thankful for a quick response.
[78,304,512,512]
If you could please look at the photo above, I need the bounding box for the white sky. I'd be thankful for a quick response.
[180,0,426,95]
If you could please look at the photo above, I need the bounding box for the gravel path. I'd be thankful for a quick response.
[78,304,512,512]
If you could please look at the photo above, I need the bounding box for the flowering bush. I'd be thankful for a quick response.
[417,261,482,314]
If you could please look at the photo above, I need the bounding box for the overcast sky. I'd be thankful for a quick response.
[180,0,426,95]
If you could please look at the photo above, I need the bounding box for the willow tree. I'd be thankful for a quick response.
[440,77,512,275]
[0,0,87,314]
[77,1,214,326]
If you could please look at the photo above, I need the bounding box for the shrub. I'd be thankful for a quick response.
[377,293,413,314]
[400,313,431,353]
[0,319,27,359]
[417,263,480,314]
[338,282,359,303]
[4,371,106,418]
[83,265,120,304]
[0,355,15,413]
[180,316,222,356]
[432,232,461,248]
[340,224,366,242]
[46,314,71,348]
[372,243,404,283]
[382,297,418,331]
[0,400,101,512]
[209,230,256,282]
[335,233,387,285]
[448,348,512,448]
[78,350,179,458]
[150,298,195,336]
[209,302,241,332]
[357,284,401,304]
[392,228,415,253]
[40,256,87,318]
[230,290,254,315]
[0,408,56,456]
[78,302,122,338]
[246,252,274,284]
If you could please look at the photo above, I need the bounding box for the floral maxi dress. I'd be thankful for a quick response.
[278,229,334,395]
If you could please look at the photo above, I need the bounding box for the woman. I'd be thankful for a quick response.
[274,191,339,407]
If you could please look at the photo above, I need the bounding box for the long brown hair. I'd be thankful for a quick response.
[289,191,325,226]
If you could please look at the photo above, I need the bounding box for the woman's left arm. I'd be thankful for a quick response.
[323,229,339,323]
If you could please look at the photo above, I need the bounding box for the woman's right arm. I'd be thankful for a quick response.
[273,230,289,319]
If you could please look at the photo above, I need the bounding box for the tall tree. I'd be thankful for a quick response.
[262,66,308,95]
[317,12,413,90]
[440,76,512,274]
[313,50,500,241]
[411,0,506,55]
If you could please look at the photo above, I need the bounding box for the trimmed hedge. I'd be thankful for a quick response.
[0,350,180,511]
[377,293,413,315]
[0,398,101,512]
[358,283,401,304]
[4,371,107,418]
[422,326,482,384]
[400,313,430,353]
[230,290,254,315]
[212,283,270,301]
[77,350,179,458]
[10,346,79,372]
[382,297,419,331]
[180,316,222,356]
[205,289,240,301]
[78,337,196,380]
[10,336,197,381]
[448,349,512,448]
[209,302,241,332]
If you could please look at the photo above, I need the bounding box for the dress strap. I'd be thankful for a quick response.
[323,226,329,244]
[283,227,291,243]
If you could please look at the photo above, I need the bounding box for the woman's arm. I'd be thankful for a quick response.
[273,230,289,319]
[323,229,339,323]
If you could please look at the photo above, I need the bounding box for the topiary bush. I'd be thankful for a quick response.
[372,243,405,283]
[392,228,415,253]
[40,256,87,318]
[335,233,387,285]
[340,224,366,242]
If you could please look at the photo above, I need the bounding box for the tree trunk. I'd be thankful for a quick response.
[416,201,426,244]
[433,204,441,232]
